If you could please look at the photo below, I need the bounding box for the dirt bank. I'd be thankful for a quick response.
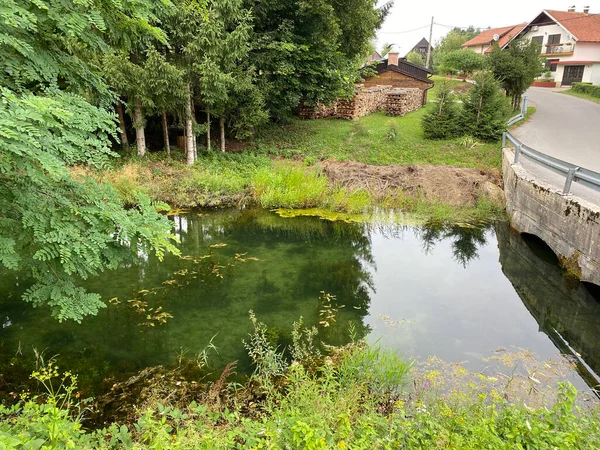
[320,160,504,207]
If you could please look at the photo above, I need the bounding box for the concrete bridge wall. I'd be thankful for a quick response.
[502,148,600,286]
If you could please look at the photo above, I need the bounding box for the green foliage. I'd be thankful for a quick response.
[572,82,600,99]
[431,26,479,73]
[406,50,425,66]
[421,80,461,139]
[252,164,330,209]
[249,0,389,118]
[488,40,544,110]
[460,72,510,142]
[2,341,600,449]
[439,49,486,76]
[0,0,179,320]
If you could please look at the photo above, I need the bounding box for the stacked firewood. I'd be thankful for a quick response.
[298,102,337,120]
[336,85,392,120]
[385,88,423,116]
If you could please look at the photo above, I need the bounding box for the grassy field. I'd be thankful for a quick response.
[559,88,600,105]
[253,109,502,170]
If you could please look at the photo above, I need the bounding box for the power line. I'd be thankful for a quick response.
[379,25,431,34]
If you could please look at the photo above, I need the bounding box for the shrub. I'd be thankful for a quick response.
[461,72,510,142]
[422,80,461,139]
[572,82,600,98]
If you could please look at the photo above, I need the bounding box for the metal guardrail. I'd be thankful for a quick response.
[502,130,600,195]
[506,97,529,127]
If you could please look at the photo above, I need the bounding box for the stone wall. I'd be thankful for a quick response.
[385,88,423,116]
[502,148,600,285]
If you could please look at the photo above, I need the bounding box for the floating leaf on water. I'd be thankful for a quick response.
[210,243,227,249]
[107,297,120,305]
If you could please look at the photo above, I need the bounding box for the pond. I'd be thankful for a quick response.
[1,208,600,394]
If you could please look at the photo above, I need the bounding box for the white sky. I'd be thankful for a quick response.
[376,1,600,55]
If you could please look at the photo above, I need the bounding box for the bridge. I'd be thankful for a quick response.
[502,133,600,286]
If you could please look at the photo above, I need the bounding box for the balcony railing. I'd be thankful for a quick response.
[542,43,574,55]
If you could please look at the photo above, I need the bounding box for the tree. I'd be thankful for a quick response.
[143,49,187,157]
[247,0,391,119]
[488,40,544,110]
[380,42,394,57]
[406,51,425,66]
[439,49,486,77]
[421,80,461,139]
[191,0,261,152]
[0,0,178,321]
[461,71,510,142]
[431,26,479,73]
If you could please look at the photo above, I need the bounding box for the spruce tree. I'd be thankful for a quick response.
[461,72,509,142]
[422,81,461,140]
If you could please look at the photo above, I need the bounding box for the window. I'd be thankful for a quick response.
[545,59,559,72]
[548,34,561,45]
[531,36,543,53]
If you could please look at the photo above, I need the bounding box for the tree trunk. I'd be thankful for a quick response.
[206,107,211,152]
[191,99,197,160]
[116,102,129,152]
[220,116,225,153]
[185,84,195,166]
[133,98,146,157]
[161,112,171,157]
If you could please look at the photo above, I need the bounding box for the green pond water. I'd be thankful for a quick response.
[1,207,600,394]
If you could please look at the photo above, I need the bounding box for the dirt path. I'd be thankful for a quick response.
[320,160,504,207]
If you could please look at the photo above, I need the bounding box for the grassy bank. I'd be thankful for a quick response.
[92,152,505,224]
[253,110,501,169]
[89,108,508,224]
[559,88,600,105]
[2,315,599,449]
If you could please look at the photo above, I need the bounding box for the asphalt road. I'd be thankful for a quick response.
[511,87,600,205]
[513,87,600,171]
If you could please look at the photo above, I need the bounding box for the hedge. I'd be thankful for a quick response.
[572,82,600,98]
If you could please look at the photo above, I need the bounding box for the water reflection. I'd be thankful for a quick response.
[496,223,600,386]
[0,208,599,395]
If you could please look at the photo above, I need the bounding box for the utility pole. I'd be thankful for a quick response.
[425,16,434,69]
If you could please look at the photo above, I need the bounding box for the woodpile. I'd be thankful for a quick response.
[299,85,424,120]
[298,102,336,120]
[336,85,392,120]
[385,88,423,116]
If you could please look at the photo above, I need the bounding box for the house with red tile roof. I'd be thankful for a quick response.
[510,7,600,86]
[461,24,528,55]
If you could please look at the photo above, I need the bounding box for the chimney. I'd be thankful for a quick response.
[568,5,575,12]
[387,44,400,66]
[583,5,590,14]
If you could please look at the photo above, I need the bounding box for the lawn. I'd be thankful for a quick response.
[559,88,600,105]
[253,109,502,170]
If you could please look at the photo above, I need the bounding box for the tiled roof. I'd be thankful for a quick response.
[462,24,527,48]
[545,10,600,42]
[486,23,528,53]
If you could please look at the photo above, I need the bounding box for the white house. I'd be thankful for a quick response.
[509,7,600,86]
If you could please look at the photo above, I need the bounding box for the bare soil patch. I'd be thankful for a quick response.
[320,160,504,207]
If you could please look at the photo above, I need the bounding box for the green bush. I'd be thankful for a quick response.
[461,72,510,142]
[572,82,600,98]
[421,80,461,139]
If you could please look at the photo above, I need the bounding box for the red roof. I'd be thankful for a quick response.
[545,10,600,42]
[461,24,527,49]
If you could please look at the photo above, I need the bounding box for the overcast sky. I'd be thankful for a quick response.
[375,1,600,55]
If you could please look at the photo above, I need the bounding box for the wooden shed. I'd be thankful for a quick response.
[363,54,434,105]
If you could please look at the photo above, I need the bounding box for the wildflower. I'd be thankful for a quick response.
[423,379,431,390]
